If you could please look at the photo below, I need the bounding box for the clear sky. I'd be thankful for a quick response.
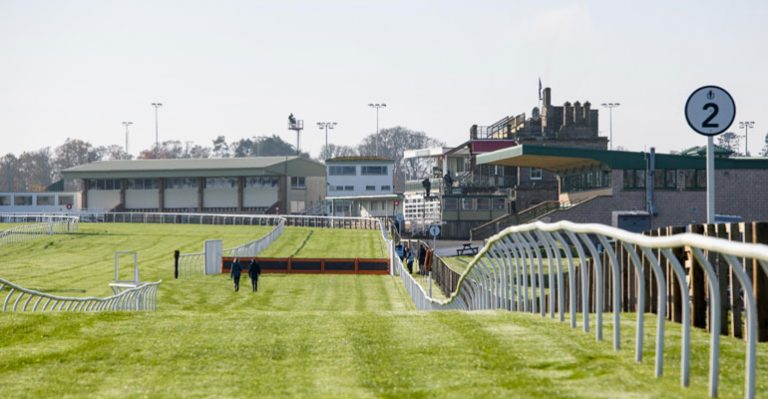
[2,0,767,157]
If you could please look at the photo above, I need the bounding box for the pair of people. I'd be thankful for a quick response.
[230,258,261,292]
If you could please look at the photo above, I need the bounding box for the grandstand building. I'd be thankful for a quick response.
[472,144,768,238]
[62,156,326,214]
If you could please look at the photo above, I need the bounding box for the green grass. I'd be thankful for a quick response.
[259,227,387,258]
[0,224,767,398]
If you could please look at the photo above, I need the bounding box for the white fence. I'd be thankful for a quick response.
[0,277,161,313]
[0,214,79,247]
[396,220,768,399]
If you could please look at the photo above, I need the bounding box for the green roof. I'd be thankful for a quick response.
[62,156,327,179]
[476,144,768,172]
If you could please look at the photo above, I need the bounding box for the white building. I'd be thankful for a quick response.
[325,157,400,218]
[0,192,81,213]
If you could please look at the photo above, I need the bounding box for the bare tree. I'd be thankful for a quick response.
[319,143,357,160]
[100,145,133,160]
[357,126,444,187]
[761,132,768,157]
[18,149,54,191]
[53,138,103,180]
[717,131,741,155]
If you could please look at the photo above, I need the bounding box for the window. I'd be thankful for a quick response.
[366,185,376,191]
[477,198,490,210]
[204,177,237,189]
[344,186,354,191]
[14,195,33,206]
[380,185,391,191]
[36,195,54,206]
[89,179,120,190]
[623,170,646,190]
[443,198,458,211]
[290,200,305,213]
[128,178,160,190]
[329,166,356,176]
[683,169,706,189]
[246,177,278,188]
[0,196,10,206]
[290,176,306,189]
[461,198,475,211]
[529,168,543,180]
[58,195,74,206]
[493,198,506,211]
[167,177,198,189]
[370,201,379,211]
[361,165,387,175]
[653,169,677,190]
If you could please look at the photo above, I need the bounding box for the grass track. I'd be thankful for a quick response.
[0,224,767,398]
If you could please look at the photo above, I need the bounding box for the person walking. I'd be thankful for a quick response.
[230,258,243,292]
[248,259,261,292]
[406,247,415,274]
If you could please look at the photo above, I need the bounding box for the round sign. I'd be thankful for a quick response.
[429,225,440,237]
[684,85,736,136]
[66,203,72,210]
[394,200,400,207]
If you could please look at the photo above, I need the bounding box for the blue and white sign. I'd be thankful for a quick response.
[684,85,736,136]
[429,224,441,237]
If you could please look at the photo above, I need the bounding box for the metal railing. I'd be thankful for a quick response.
[399,220,768,399]
[0,214,80,247]
[0,277,161,313]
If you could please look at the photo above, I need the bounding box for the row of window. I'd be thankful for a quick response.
[561,170,612,193]
[88,177,284,190]
[0,195,75,206]
[328,165,388,176]
[623,169,705,190]
[329,185,391,192]
[443,197,506,211]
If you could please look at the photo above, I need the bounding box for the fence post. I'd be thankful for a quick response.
[689,224,707,329]
[715,224,729,336]
[753,222,768,342]
[669,226,685,324]
[729,222,744,339]
[174,250,180,279]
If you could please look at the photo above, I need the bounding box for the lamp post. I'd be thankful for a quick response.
[121,121,133,155]
[151,102,163,158]
[316,121,337,158]
[601,102,620,150]
[739,121,755,156]
[368,103,386,156]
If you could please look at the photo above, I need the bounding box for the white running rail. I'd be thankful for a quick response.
[0,277,161,313]
[0,214,79,247]
[395,220,768,399]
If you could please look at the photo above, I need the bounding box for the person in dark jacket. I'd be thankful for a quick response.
[230,258,243,292]
[248,259,261,292]
[406,247,415,274]
[422,177,431,198]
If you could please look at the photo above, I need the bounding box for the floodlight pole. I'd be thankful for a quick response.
[601,102,620,150]
[739,121,755,156]
[122,121,133,155]
[288,116,304,155]
[317,121,338,157]
[151,102,163,158]
[368,103,386,156]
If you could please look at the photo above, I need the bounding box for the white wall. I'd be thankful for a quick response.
[125,190,159,209]
[244,188,278,208]
[89,190,121,210]
[165,189,198,208]
[0,192,82,213]
[204,188,237,208]
[327,162,394,198]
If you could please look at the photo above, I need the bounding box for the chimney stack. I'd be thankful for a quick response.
[562,101,572,127]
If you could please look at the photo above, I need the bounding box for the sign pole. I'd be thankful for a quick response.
[706,136,715,223]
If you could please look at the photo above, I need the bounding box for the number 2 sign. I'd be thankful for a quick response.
[685,85,736,136]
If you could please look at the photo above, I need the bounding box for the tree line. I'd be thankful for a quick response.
[0,126,443,192]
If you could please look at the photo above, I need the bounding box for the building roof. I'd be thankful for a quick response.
[62,156,327,179]
[477,144,768,172]
[325,156,394,163]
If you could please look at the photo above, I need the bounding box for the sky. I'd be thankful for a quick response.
[2,0,767,158]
